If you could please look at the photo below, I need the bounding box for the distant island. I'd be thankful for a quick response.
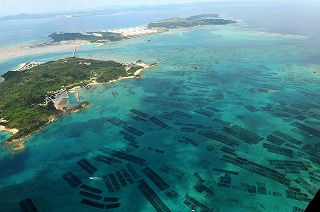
[0,3,220,21]
[49,14,236,43]
[0,57,153,151]
[148,14,236,28]
[0,13,238,62]
[49,31,126,43]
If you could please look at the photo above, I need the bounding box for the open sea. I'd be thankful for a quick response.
[0,2,320,212]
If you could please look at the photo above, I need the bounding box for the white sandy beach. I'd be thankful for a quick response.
[107,26,164,37]
[81,62,154,88]
[0,125,19,135]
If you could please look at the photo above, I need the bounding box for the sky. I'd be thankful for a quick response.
[0,0,317,17]
[0,0,228,16]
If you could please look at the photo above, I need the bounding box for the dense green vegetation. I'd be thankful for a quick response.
[148,14,236,28]
[49,31,126,43]
[0,57,137,141]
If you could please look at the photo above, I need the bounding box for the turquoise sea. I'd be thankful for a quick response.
[1,2,320,212]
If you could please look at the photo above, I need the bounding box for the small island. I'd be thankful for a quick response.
[48,26,165,43]
[0,57,152,151]
[148,14,236,28]
[49,31,126,43]
[48,14,236,43]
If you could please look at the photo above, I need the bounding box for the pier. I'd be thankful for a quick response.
[75,89,80,102]
[72,45,77,57]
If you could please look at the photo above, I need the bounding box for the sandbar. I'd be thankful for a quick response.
[0,40,87,62]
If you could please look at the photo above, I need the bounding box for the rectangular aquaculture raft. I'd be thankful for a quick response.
[77,159,98,175]
[137,180,171,212]
[142,167,170,191]
[19,198,38,212]
[62,172,82,188]
[99,147,146,165]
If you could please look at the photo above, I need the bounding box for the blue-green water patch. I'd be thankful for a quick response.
[0,25,319,211]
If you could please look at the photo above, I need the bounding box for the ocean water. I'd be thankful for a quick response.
[1,1,319,72]
[1,3,320,212]
[0,5,219,74]
[1,25,320,211]
[0,4,230,48]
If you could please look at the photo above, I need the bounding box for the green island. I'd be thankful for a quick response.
[49,31,126,43]
[48,14,236,43]
[0,57,146,151]
[148,14,236,28]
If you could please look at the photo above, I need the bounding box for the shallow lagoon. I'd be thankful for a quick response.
[1,24,320,211]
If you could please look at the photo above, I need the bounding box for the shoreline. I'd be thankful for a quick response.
[68,62,155,93]
[4,114,62,152]
[0,24,223,64]
[0,126,19,135]
[4,101,92,151]
[2,61,157,152]
[0,23,233,64]
[71,62,156,89]
[0,40,88,62]
[0,25,165,63]
[12,61,43,71]
[0,20,306,66]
